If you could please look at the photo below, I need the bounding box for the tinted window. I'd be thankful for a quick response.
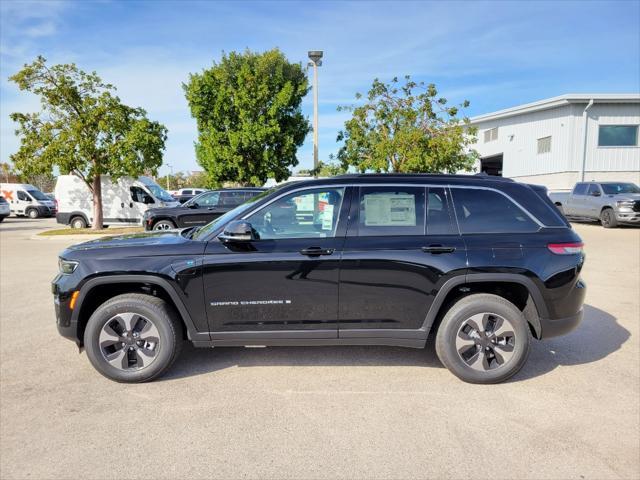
[195,191,220,206]
[246,188,345,240]
[573,183,588,195]
[219,191,248,207]
[451,188,538,234]
[598,125,638,146]
[183,190,192,195]
[17,191,30,201]
[427,187,456,235]
[0,196,6,204]
[130,186,152,203]
[27,190,48,201]
[587,184,600,196]
[601,183,640,194]
[358,186,425,236]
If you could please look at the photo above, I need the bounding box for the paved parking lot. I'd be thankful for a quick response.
[1,217,639,479]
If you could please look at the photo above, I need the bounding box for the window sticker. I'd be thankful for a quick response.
[321,204,334,230]
[364,193,416,226]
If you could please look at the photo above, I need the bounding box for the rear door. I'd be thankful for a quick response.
[338,185,467,337]
[585,183,602,218]
[176,191,221,227]
[566,183,588,216]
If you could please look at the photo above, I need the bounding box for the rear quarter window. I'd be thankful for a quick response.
[451,188,539,234]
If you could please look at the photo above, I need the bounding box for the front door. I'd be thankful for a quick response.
[202,186,349,337]
[338,185,467,336]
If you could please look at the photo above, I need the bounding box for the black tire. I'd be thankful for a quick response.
[70,216,88,229]
[435,294,531,384]
[600,208,618,228]
[84,293,183,383]
[0,217,4,223]
[27,208,39,219]
[152,219,176,231]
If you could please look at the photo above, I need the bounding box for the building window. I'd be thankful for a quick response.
[537,136,551,154]
[483,127,498,143]
[598,125,638,147]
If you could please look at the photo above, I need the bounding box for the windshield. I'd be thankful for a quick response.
[27,189,49,201]
[142,182,175,202]
[191,187,278,241]
[601,183,640,195]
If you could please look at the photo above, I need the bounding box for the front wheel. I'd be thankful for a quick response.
[435,294,531,384]
[600,208,618,228]
[84,294,183,383]
[153,219,176,231]
[27,208,39,219]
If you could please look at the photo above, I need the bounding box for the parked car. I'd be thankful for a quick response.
[0,195,10,222]
[549,181,640,227]
[0,183,56,218]
[172,188,207,204]
[143,188,265,231]
[52,174,585,384]
[55,175,179,229]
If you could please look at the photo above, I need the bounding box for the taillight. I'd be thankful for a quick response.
[547,242,584,255]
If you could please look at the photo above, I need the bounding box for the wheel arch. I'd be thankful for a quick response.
[422,273,547,340]
[68,211,90,225]
[150,216,177,229]
[71,275,206,346]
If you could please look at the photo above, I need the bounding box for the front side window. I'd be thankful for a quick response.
[130,186,153,204]
[246,188,345,240]
[17,191,30,201]
[451,188,539,234]
[193,191,220,206]
[358,186,425,236]
[587,184,601,196]
[573,183,588,195]
[598,125,638,147]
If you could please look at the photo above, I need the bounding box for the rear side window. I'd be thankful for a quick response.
[451,188,539,234]
[573,183,588,195]
[358,186,425,236]
[219,191,247,207]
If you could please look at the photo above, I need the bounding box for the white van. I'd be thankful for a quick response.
[55,175,179,228]
[0,183,57,218]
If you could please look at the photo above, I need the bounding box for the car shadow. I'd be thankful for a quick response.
[512,304,629,381]
[163,304,628,382]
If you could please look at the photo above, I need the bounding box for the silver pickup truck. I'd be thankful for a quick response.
[548,182,640,228]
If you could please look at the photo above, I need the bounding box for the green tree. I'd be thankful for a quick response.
[9,56,167,228]
[299,159,347,177]
[184,48,310,187]
[337,76,478,174]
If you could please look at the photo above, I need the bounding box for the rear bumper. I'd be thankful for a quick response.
[539,309,583,339]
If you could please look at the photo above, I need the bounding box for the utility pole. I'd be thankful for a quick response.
[308,51,323,177]
[166,164,173,190]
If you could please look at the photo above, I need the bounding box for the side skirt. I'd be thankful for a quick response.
[192,337,426,349]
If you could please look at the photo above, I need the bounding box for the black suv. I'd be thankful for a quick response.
[143,188,265,231]
[52,174,585,384]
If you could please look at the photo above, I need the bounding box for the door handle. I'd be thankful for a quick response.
[300,247,335,257]
[129,202,133,208]
[421,245,456,254]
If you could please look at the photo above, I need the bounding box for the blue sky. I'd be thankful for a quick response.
[1,0,639,176]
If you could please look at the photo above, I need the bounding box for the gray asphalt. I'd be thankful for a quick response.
[1,217,639,479]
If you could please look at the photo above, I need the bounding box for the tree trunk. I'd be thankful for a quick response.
[92,175,103,230]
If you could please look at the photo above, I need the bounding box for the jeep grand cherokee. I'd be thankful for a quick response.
[52,174,585,384]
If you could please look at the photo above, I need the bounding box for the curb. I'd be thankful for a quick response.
[30,234,105,241]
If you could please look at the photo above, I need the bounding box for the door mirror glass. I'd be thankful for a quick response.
[219,220,258,243]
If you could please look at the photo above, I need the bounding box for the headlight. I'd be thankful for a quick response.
[59,259,79,274]
[617,201,635,210]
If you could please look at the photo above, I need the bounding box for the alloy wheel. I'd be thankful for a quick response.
[98,313,160,371]
[153,221,173,231]
[455,313,516,371]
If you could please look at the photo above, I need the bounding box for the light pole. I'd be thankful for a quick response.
[308,50,323,177]
[165,164,173,191]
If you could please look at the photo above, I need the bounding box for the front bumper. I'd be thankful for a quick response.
[616,211,640,224]
[52,276,80,345]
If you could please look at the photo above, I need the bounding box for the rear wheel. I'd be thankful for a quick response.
[600,208,618,228]
[27,208,39,219]
[435,294,531,384]
[70,216,88,229]
[84,293,183,383]
[153,219,176,231]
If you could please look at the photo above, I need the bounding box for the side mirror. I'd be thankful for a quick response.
[591,190,601,197]
[218,220,257,243]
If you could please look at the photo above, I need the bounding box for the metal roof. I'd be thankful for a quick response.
[470,93,640,124]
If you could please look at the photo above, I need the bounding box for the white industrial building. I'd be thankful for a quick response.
[469,94,640,191]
